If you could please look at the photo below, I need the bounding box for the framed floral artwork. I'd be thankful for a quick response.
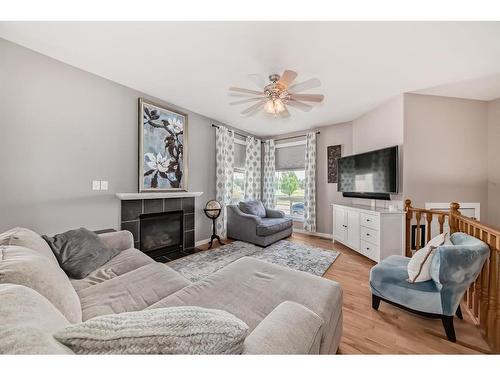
[327,144,341,183]
[139,98,188,192]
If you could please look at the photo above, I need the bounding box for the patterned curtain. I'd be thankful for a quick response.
[244,136,261,201]
[215,126,235,238]
[262,139,276,208]
[304,132,317,232]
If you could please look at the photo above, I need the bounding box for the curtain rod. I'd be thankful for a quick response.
[211,124,320,143]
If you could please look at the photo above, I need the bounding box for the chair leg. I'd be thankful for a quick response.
[441,316,456,342]
[456,305,463,320]
[372,294,381,310]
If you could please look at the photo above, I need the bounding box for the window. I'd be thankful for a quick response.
[232,168,245,203]
[275,170,305,220]
[232,140,246,203]
[275,140,306,221]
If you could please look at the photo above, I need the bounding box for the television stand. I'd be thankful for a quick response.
[332,203,404,263]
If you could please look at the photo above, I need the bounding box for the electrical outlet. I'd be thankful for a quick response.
[100,181,109,190]
[92,180,101,191]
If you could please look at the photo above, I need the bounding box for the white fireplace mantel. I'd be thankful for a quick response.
[116,192,203,200]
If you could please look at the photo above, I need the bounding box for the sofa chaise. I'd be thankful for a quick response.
[0,228,343,354]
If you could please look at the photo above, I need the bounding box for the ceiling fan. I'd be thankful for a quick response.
[229,70,324,118]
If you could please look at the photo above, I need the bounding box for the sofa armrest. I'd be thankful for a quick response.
[265,208,285,218]
[98,230,134,252]
[242,301,324,354]
[227,205,262,224]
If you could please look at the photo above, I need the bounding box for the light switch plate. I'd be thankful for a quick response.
[100,180,109,190]
[92,180,101,191]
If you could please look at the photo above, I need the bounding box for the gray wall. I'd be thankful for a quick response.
[315,122,353,234]
[403,93,489,219]
[352,95,404,154]
[0,38,223,241]
[487,98,500,227]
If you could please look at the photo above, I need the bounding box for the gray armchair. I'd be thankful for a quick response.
[227,200,293,246]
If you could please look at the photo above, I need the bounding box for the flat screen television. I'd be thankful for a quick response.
[337,146,398,200]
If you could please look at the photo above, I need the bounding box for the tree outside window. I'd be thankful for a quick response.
[275,170,305,220]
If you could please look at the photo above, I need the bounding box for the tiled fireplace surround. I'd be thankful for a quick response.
[120,197,195,255]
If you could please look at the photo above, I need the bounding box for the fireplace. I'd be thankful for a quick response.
[139,210,184,262]
[118,195,199,262]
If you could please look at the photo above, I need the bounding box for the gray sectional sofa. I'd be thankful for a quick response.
[0,227,343,354]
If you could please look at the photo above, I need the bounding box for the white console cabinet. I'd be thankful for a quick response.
[332,203,404,263]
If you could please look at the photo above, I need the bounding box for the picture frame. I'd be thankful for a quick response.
[327,144,342,183]
[138,98,188,192]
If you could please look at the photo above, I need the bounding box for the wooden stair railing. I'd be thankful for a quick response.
[405,199,500,353]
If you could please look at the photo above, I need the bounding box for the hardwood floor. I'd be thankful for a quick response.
[198,233,492,354]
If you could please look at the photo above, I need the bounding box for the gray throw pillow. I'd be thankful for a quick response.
[43,228,120,279]
[54,306,249,354]
[239,200,266,217]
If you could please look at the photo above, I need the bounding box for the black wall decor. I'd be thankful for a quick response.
[327,145,342,183]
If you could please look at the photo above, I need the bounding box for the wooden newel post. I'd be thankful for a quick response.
[449,202,460,234]
[405,199,413,257]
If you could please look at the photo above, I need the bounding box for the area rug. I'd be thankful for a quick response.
[168,240,340,282]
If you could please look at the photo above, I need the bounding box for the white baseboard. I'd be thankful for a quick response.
[195,238,211,247]
[293,229,333,240]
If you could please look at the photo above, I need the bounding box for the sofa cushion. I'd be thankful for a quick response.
[0,227,58,264]
[242,301,324,354]
[77,263,191,320]
[146,257,343,354]
[43,227,120,279]
[239,200,266,217]
[71,248,155,292]
[0,245,82,323]
[256,217,293,236]
[370,255,443,315]
[0,283,73,354]
[54,306,249,354]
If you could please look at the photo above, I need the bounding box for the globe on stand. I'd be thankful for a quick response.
[203,200,224,249]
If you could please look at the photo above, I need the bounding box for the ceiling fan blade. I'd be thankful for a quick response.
[229,97,266,106]
[279,106,291,118]
[289,93,324,102]
[228,93,266,99]
[278,70,298,87]
[241,99,267,115]
[287,99,313,112]
[288,78,321,93]
[229,87,264,95]
[247,74,266,89]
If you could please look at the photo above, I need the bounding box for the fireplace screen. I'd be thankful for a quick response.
[139,210,184,255]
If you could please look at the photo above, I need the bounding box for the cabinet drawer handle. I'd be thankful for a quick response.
[366,247,370,251]
[366,233,370,236]
[366,219,371,222]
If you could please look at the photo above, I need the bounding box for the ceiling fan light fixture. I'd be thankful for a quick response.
[230,70,324,117]
[264,99,286,114]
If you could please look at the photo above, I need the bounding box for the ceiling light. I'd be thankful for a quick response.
[264,99,286,114]
[229,70,324,118]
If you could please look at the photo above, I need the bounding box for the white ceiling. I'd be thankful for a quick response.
[1,22,500,136]
[413,73,500,101]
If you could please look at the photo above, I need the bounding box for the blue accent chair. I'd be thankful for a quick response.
[370,232,489,342]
